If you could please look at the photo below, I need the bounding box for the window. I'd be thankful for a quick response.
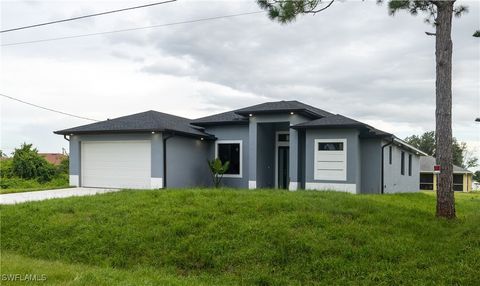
[420,174,434,190]
[401,151,405,175]
[318,142,344,151]
[215,140,242,177]
[314,139,347,181]
[389,146,392,165]
[278,133,289,142]
[408,154,412,176]
[453,174,463,192]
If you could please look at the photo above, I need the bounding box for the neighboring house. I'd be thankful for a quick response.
[54,100,426,193]
[473,181,480,191]
[420,156,473,192]
[39,153,67,165]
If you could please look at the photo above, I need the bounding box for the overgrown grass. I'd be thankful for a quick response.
[0,176,69,194]
[1,190,479,285]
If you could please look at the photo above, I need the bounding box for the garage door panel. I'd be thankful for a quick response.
[81,141,151,189]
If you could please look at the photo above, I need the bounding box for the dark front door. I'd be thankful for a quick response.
[278,146,289,189]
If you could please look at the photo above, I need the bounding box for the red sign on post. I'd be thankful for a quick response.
[434,165,441,174]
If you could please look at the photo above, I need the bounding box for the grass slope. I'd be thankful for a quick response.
[1,190,479,285]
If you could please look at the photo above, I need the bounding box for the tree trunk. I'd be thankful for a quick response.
[435,1,455,219]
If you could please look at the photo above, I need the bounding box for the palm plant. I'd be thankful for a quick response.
[207,158,230,188]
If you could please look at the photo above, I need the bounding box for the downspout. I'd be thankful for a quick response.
[63,134,70,141]
[162,132,174,188]
[381,138,394,194]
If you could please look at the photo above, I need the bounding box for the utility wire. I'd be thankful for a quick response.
[0,0,177,33]
[1,11,265,47]
[0,93,100,122]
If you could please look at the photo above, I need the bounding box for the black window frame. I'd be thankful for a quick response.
[389,146,392,165]
[216,142,241,176]
[408,154,412,176]
[401,151,405,175]
[318,142,344,151]
[278,133,290,142]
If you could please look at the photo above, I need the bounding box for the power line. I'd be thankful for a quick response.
[1,11,265,47]
[0,0,177,33]
[0,93,100,122]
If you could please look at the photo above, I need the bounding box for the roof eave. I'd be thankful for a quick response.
[190,120,249,127]
[291,124,366,130]
[393,137,429,156]
[53,129,167,135]
[235,109,321,118]
[54,128,214,139]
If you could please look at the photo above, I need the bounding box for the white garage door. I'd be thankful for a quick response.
[81,141,151,189]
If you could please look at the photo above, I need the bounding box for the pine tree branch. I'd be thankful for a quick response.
[308,0,335,14]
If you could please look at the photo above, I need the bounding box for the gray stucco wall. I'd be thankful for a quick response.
[165,136,211,188]
[69,135,81,176]
[360,138,382,194]
[256,123,276,188]
[255,122,290,188]
[304,129,361,192]
[204,125,250,188]
[69,133,163,185]
[297,130,306,189]
[383,143,420,193]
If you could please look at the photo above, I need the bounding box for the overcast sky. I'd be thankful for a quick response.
[1,0,479,166]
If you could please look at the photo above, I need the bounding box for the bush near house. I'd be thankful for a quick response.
[1,190,479,285]
[0,143,69,194]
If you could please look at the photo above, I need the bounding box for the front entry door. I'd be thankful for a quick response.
[278,146,290,189]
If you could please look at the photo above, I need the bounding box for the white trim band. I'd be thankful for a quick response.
[289,182,298,191]
[151,177,163,189]
[69,175,79,187]
[248,180,257,189]
[305,182,357,194]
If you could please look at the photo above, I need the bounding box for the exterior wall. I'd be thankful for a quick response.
[165,136,211,188]
[463,174,473,192]
[256,123,276,188]
[297,130,306,189]
[203,125,250,188]
[360,138,382,194]
[383,143,420,193]
[68,133,163,188]
[247,113,309,190]
[255,122,290,188]
[304,129,361,194]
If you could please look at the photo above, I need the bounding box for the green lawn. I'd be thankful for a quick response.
[1,190,479,285]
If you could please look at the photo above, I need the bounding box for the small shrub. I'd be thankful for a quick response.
[56,157,69,176]
[11,143,56,182]
[207,158,230,188]
[0,158,13,178]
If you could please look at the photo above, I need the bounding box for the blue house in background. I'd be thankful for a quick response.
[55,100,426,194]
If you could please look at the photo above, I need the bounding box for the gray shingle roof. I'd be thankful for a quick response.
[420,156,472,174]
[292,114,392,137]
[293,114,365,128]
[234,100,333,118]
[192,110,248,126]
[54,110,213,138]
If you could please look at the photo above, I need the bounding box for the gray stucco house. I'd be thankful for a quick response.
[55,100,426,194]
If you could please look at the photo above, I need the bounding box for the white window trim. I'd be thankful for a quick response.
[275,131,290,188]
[215,140,243,178]
[314,138,347,181]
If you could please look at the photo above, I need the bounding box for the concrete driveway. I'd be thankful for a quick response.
[0,187,119,205]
